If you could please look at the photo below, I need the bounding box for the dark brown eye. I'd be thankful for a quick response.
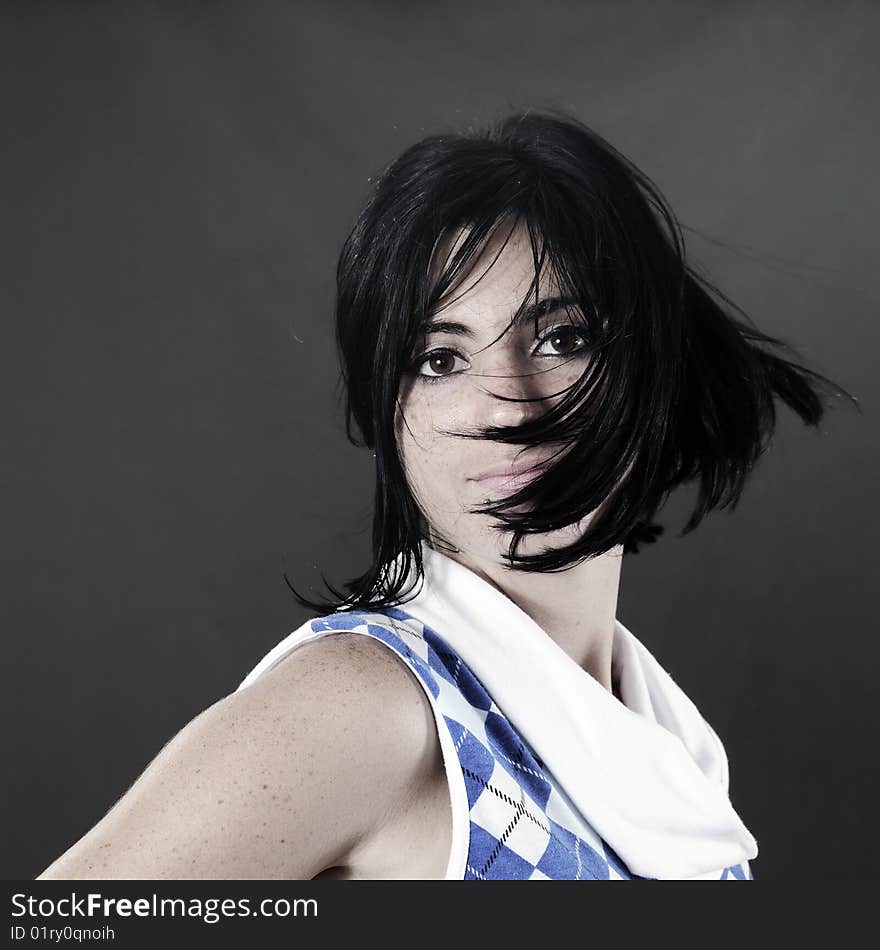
[427,353,454,374]
[415,349,469,381]
[535,325,587,357]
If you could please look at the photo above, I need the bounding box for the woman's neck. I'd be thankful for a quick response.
[440,542,625,694]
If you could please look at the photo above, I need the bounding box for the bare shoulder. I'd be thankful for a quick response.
[261,628,430,704]
[37,630,443,880]
[258,631,452,879]
[249,629,442,777]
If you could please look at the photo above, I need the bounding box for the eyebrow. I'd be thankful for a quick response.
[419,295,579,338]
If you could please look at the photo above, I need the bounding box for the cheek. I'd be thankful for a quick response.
[396,405,445,486]
[395,389,468,493]
[395,393,436,456]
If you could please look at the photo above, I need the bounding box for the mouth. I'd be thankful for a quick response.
[470,463,550,495]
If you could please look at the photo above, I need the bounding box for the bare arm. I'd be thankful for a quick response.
[36,633,440,879]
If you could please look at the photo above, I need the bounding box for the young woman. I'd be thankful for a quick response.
[38,110,855,881]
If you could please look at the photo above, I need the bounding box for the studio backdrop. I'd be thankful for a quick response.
[1,0,875,879]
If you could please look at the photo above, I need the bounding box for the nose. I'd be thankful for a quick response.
[481,358,549,430]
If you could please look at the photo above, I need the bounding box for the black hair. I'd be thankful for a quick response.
[286,108,859,614]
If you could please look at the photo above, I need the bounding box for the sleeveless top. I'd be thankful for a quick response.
[236,598,756,881]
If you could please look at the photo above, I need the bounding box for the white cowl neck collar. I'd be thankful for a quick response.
[388,540,758,880]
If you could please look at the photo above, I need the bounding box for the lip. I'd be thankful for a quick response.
[471,470,547,496]
[469,460,552,484]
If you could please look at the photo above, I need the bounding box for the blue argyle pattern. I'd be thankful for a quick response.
[310,608,753,881]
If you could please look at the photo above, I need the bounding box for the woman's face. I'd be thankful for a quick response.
[395,223,599,563]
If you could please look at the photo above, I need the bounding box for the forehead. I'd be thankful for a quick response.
[428,221,562,331]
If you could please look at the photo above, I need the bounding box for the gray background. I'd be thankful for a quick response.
[2,1,875,879]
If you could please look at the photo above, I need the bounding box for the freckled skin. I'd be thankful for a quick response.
[396,221,599,564]
[37,634,453,880]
